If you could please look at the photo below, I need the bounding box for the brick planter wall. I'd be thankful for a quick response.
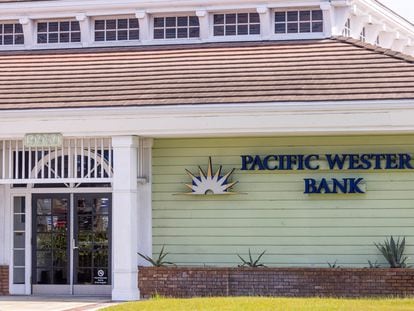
[0,266,9,295]
[138,267,414,298]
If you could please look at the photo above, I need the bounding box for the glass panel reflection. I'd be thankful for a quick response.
[37,199,52,215]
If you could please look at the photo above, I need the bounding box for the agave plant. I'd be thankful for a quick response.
[138,246,174,267]
[367,260,381,269]
[374,236,409,268]
[237,249,266,268]
[327,260,341,268]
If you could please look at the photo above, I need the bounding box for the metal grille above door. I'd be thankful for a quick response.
[0,137,113,184]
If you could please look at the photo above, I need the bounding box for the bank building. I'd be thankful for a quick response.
[0,0,413,301]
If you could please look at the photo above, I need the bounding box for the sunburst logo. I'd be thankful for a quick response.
[184,157,238,195]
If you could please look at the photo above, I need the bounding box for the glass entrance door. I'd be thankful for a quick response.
[32,193,111,296]
[73,194,111,295]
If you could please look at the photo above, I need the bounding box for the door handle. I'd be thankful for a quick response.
[73,238,79,250]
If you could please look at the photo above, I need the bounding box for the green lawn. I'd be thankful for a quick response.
[104,297,414,311]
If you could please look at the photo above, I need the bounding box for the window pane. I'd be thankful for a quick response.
[225,14,236,24]
[237,25,248,35]
[177,16,188,27]
[14,232,25,248]
[4,35,13,45]
[95,20,105,30]
[49,33,59,43]
[129,18,139,28]
[154,17,164,28]
[300,22,311,33]
[166,17,176,27]
[189,27,199,38]
[14,24,23,33]
[312,22,323,32]
[225,25,236,36]
[49,22,59,32]
[275,12,286,22]
[14,34,24,45]
[214,14,224,24]
[59,22,69,31]
[214,26,224,36]
[287,11,298,21]
[287,23,298,33]
[106,20,116,30]
[59,33,69,43]
[189,16,199,26]
[14,250,25,266]
[312,10,323,20]
[237,13,248,24]
[3,24,11,34]
[37,233,52,248]
[71,32,81,42]
[106,31,116,41]
[300,11,311,21]
[177,28,188,38]
[37,22,47,32]
[14,215,25,231]
[13,268,25,284]
[95,31,105,41]
[117,19,128,29]
[37,34,47,44]
[249,13,260,23]
[154,28,164,39]
[129,29,139,40]
[249,24,260,35]
[166,28,176,39]
[118,30,128,40]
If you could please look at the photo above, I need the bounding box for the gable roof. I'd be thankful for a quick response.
[0,38,413,111]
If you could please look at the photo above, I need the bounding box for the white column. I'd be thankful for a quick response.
[257,7,271,40]
[19,17,34,49]
[137,138,153,265]
[112,136,140,301]
[76,14,92,47]
[320,3,332,38]
[136,11,150,43]
[196,10,209,40]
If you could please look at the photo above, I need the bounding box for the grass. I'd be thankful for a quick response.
[104,297,414,311]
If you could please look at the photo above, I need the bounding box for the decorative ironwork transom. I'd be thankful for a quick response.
[0,137,113,184]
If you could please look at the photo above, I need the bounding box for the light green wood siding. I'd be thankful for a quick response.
[152,135,414,267]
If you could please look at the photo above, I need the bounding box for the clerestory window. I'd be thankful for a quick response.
[0,23,24,45]
[213,13,260,36]
[153,16,200,39]
[94,18,139,42]
[275,10,323,34]
[37,20,81,44]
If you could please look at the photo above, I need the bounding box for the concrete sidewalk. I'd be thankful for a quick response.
[0,296,120,311]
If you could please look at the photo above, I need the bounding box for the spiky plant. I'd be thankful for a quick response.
[237,249,266,268]
[374,236,409,268]
[138,246,174,267]
[367,260,381,269]
[327,260,341,268]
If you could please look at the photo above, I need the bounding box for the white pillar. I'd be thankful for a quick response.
[257,7,271,40]
[19,17,34,49]
[137,138,153,265]
[77,14,92,47]
[196,10,209,40]
[136,11,150,43]
[112,136,140,301]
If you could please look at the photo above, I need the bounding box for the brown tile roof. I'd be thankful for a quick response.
[0,38,413,110]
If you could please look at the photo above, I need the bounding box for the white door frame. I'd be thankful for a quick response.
[7,184,112,296]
